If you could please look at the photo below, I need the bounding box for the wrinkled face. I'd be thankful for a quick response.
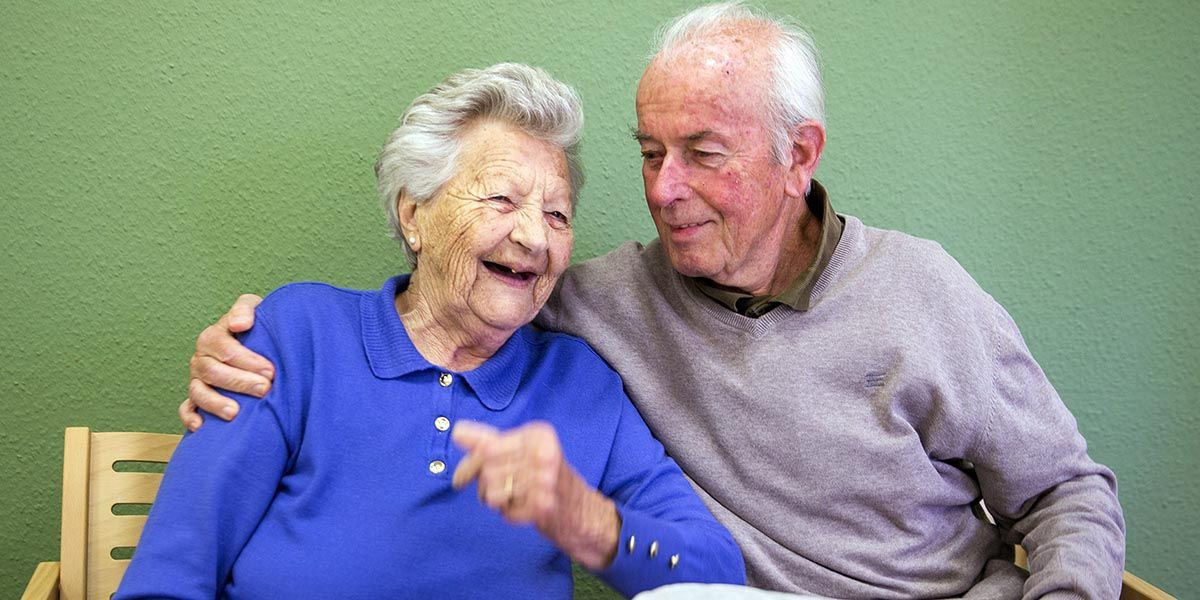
[635,39,807,295]
[408,120,573,333]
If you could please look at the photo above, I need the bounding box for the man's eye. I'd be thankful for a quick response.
[693,149,721,160]
[640,150,663,162]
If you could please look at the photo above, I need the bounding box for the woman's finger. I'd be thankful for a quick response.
[451,449,486,489]
[481,467,519,511]
[450,420,499,452]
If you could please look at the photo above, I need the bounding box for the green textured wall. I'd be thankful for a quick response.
[2,1,1196,597]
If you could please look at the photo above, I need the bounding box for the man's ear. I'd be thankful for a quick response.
[397,191,421,252]
[784,121,826,198]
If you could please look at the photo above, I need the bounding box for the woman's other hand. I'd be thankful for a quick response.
[180,293,273,431]
[451,420,620,569]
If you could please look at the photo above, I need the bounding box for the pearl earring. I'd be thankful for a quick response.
[408,236,417,245]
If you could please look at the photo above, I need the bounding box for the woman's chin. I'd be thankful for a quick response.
[468,298,540,333]
[480,312,537,333]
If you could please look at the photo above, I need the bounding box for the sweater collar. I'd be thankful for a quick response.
[360,274,525,410]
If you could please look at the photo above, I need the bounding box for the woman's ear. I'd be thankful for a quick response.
[397,192,421,252]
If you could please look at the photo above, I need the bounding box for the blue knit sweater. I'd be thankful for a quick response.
[116,275,744,599]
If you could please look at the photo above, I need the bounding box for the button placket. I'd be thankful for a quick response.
[427,371,455,477]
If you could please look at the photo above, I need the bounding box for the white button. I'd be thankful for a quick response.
[669,554,679,569]
[439,373,453,387]
[649,540,659,558]
[429,460,445,474]
[435,416,451,432]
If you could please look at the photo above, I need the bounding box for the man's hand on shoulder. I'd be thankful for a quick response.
[180,293,273,431]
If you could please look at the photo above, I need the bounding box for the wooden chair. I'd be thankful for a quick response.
[22,427,181,600]
[1014,545,1175,600]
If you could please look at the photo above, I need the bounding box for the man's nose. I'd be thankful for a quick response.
[510,206,549,253]
[646,153,689,208]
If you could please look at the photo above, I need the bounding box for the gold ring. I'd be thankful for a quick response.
[503,473,515,502]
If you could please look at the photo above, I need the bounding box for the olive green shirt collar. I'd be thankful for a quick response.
[695,180,843,317]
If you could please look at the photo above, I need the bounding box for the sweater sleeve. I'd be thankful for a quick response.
[589,383,746,597]
[970,301,1126,600]
[115,312,295,599]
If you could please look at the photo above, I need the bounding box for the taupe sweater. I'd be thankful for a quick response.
[539,215,1124,599]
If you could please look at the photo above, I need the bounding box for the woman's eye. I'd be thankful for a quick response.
[546,211,571,229]
[486,195,516,209]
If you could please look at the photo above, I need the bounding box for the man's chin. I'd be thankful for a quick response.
[663,249,717,280]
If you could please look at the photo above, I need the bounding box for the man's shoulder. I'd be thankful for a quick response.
[539,240,669,332]
[564,239,661,287]
[850,217,987,296]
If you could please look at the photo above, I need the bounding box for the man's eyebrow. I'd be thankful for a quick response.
[630,129,717,143]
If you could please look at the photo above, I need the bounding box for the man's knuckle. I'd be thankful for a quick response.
[214,341,239,364]
[196,326,215,350]
[192,358,214,380]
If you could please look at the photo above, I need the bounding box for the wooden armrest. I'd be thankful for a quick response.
[1121,570,1175,600]
[21,561,60,600]
[1018,546,1174,599]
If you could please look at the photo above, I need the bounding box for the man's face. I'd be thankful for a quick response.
[635,39,809,295]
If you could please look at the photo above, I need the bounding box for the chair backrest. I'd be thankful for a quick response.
[59,427,180,600]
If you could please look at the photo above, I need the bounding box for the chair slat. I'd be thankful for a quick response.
[85,557,130,600]
[90,431,179,464]
[90,472,164,506]
[89,515,148,549]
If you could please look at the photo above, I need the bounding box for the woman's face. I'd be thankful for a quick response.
[406,120,574,334]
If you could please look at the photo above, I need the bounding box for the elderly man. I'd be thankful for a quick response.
[183,2,1125,598]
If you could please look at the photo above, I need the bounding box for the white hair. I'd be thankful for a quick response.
[374,63,585,267]
[650,1,825,162]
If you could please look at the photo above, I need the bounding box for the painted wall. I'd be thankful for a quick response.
[2,1,1196,597]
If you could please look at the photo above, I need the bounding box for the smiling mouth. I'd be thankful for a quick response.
[483,261,536,283]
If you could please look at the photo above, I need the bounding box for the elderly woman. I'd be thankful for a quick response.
[116,63,743,599]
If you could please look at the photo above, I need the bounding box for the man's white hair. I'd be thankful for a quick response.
[650,1,825,163]
[374,63,585,267]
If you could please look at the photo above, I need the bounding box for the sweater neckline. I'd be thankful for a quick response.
[659,215,863,336]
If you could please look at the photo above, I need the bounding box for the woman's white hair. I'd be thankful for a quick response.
[650,1,824,163]
[375,63,585,267]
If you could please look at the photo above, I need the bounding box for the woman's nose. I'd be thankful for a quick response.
[509,206,549,253]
